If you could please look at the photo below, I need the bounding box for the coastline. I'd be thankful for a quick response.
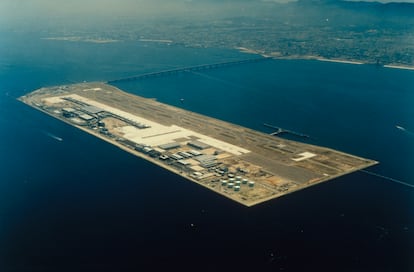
[42,37,120,43]
[235,47,414,70]
[139,38,173,43]
[276,55,414,70]
[315,58,363,65]
[383,64,414,71]
[272,55,366,65]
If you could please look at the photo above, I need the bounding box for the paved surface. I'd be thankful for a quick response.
[19,82,378,206]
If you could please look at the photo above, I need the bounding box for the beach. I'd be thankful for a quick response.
[384,64,414,71]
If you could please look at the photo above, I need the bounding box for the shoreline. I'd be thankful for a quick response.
[139,38,173,43]
[234,48,414,70]
[383,64,414,71]
[271,55,366,65]
[42,37,120,44]
[275,55,414,70]
[273,55,414,70]
[315,58,364,65]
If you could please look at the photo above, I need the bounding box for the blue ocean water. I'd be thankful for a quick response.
[0,32,413,271]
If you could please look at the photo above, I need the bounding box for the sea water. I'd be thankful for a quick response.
[0,32,413,271]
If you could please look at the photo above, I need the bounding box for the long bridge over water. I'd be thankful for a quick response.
[107,57,272,84]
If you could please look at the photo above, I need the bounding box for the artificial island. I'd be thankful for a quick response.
[19,83,377,206]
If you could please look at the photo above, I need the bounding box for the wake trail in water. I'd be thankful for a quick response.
[42,131,63,142]
[188,70,245,90]
[396,125,414,136]
[360,169,414,189]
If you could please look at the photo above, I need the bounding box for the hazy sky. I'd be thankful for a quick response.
[1,0,413,23]
[346,0,414,2]
[2,0,414,14]
[0,0,195,24]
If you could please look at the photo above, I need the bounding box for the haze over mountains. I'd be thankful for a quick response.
[1,0,413,66]
[1,0,414,23]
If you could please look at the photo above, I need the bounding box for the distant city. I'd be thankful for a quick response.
[15,1,414,66]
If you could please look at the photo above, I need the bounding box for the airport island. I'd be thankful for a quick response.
[19,83,377,206]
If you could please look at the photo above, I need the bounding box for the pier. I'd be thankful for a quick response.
[264,123,310,138]
[107,57,272,84]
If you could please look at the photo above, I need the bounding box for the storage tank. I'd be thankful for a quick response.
[221,180,228,186]
[227,183,234,188]
[248,181,255,187]
[242,178,248,184]
[234,186,240,192]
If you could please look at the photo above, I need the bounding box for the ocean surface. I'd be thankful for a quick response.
[0,32,413,271]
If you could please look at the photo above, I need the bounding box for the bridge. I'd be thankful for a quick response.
[107,57,272,84]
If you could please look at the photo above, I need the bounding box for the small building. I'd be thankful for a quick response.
[148,150,162,158]
[159,154,169,160]
[117,138,137,149]
[134,143,145,152]
[142,146,153,153]
[170,154,184,160]
[62,107,76,118]
[81,105,104,115]
[78,113,95,121]
[178,151,193,158]
[194,154,217,168]
[188,150,202,156]
[175,159,191,170]
[136,123,150,129]
[194,154,216,163]
[187,140,210,150]
[200,161,218,168]
[190,171,205,180]
[62,107,76,113]
[159,142,181,150]
[177,160,191,166]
